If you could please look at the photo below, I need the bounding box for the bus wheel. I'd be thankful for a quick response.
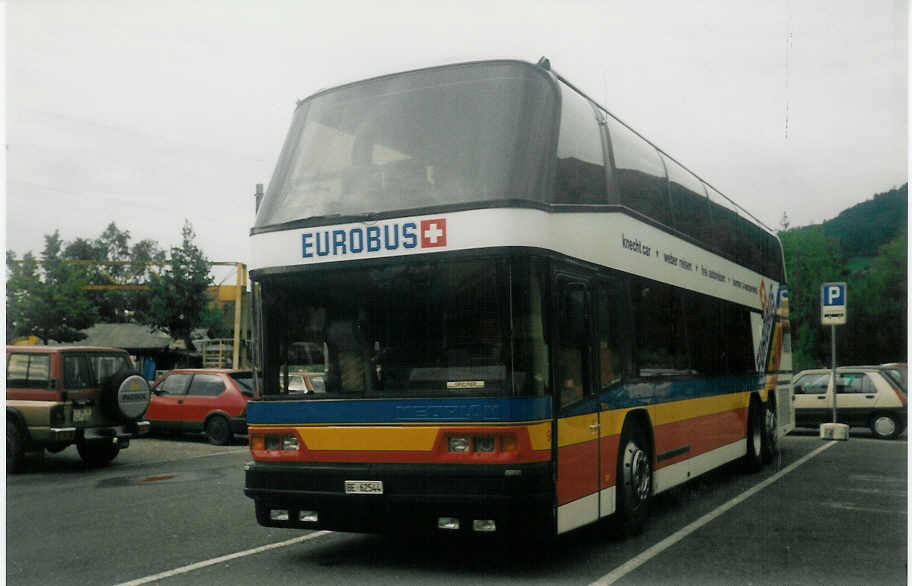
[761,400,778,464]
[743,399,763,472]
[615,422,652,536]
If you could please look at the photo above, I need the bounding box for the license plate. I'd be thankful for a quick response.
[344,480,383,495]
[73,407,92,423]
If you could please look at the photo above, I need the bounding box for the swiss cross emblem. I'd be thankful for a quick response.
[420,218,447,248]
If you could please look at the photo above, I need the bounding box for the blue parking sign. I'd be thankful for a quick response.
[820,282,847,325]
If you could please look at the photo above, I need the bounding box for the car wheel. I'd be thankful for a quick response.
[7,418,25,473]
[615,420,652,536]
[77,439,120,467]
[743,398,764,472]
[205,415,232,446]
[870,414,900,440]
[761,399,778,464]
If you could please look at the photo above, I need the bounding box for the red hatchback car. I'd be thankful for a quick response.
[146,369,255,445]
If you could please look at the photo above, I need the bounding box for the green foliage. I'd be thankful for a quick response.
[62,222,166,322]
[6,232,98,344]
[842,233,907,364]
[782,183,907,370]
[779,226,844,370]
[141,220,214,351]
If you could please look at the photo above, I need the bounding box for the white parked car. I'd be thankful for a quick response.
[792,366,907,439]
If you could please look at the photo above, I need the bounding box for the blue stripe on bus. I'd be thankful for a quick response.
[558,374,766,418]
[249,376,768,425]
[247,396,552,425]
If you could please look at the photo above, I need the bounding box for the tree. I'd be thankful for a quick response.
[63,222,166,322]
[779,226,843,370]
[6,232,98,344]
[842,233,907,364]
[142,221,214,351]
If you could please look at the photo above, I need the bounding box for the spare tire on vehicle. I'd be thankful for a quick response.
[100,368,152,422]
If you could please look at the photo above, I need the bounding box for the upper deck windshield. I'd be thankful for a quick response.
[256,256,551,399]
[254,62,557,228]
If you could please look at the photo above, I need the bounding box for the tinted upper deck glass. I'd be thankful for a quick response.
[255,61,558,228]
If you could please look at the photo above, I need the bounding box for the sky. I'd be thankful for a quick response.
[4,0,908,273]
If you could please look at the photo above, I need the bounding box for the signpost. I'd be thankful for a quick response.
[820,282,848,440]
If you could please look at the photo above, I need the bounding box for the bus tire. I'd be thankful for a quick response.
[743,398,763,472]
[615,421,652,536]
[761,399,778,464]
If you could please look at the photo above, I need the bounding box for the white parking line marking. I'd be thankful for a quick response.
[113,530,332,586]
[590,441,838,586]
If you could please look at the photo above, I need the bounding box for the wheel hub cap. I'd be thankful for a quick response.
[874,416,896,437]
[765,409,777,451]
[624,443,651,506]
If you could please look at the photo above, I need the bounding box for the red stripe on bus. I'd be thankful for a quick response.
[556,439,599,505]
[652,407,747,468]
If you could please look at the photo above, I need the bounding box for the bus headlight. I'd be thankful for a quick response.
[473,436,495,452]
[281,434,299,451]
[448,436,470,452]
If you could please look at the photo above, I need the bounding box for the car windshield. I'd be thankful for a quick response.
[255,256,550,399]
[254,62,556,227]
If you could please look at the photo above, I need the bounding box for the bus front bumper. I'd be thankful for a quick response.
[244,461,554,536]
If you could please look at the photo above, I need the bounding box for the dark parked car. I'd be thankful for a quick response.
[6,345,151,471]
[146,369,254,444]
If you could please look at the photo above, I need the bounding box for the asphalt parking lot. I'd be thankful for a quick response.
[6,430,907,585]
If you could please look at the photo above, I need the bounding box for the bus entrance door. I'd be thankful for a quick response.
[555,281,602,534]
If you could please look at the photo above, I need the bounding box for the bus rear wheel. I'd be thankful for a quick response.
[762,400,778,464]
[615,422,652,536]
[743,398,764,472]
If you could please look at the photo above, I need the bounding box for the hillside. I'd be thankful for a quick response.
[820,184,907,260]
[780,183,907,370]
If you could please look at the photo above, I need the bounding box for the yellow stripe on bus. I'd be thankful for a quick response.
[269,421,555,452]
[652,392,750,426]
[297,426,439,451]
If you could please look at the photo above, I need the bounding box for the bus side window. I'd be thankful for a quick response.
[553,86,607,204]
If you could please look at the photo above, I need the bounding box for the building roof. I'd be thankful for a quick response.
[53,323,172,351]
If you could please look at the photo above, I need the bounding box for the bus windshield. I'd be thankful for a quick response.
[255,62,557,227]
[256,257,551,398]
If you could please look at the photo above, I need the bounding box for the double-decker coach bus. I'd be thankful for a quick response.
[244,58,794,538]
